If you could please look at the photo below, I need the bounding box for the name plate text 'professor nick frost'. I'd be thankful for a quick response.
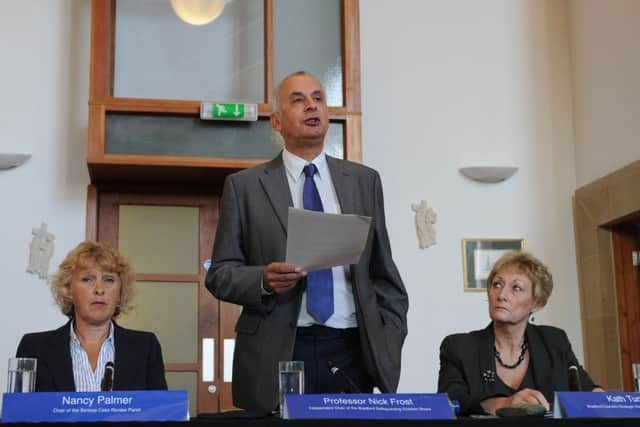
[285,393,454,420]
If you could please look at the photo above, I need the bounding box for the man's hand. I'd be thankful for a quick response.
[263,262,307,294]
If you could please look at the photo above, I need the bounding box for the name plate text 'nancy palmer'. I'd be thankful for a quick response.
[2,390,188,422]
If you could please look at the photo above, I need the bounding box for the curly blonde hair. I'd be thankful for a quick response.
[50,241,135,318]
[486,251,553,307]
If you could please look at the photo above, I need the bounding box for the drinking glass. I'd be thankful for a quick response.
[6,358,37,393]
[278,360,304,418]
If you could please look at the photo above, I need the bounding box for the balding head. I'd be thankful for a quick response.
[270,71,329,160]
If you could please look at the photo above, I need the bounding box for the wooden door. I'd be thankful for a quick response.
[613,217,640,390]
[95,190,240,415]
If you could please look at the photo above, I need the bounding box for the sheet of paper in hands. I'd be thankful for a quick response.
[285,207,372,271]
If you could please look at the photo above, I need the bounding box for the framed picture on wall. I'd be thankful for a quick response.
[462,238,525,291]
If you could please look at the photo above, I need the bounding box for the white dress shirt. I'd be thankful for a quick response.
[69,321,115,391]
[282,148,357,329]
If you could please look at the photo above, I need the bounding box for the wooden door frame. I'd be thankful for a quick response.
[573,160,640,390]
[87,0,363,186]
[86,184,239,412]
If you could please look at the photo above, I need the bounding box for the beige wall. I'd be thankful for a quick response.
[361,0,582,392]
[568,0,640,388]
[570,0,640,187]
[0,1,91,405]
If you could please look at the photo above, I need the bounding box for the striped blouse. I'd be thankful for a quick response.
[69,321,115,391]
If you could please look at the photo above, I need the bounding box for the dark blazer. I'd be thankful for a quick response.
[16,321,167,391]
[206,153,408,414]
[438,323,597,415]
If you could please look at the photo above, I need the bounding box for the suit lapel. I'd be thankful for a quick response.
[51,322,76,390]
[259,153,293,234]
[326,155,355,214]
[113,323,132,390]
[477,324,500,394]
[526,324,553,395]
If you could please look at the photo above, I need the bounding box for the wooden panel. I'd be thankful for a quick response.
[100,98,273,115]
[97,97,349,116]
[345,116,362,162]
[343,0,361,113]
[96,154,262,169]
[572,196,590,368]
[164,363,198,372]
[87,104,106,165]
[136,274,199,283]
[89,0,115,101]
[199,194,221,413]
[613,225,640,391]
[97,192,119,247]
[264,0,273,107]
[88,165,232,192]
[85,185,98,241]
[219,301,242,411]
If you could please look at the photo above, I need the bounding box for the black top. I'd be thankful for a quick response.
[492,365,535,396]
[437,323,598,416]
[16,321,167,391]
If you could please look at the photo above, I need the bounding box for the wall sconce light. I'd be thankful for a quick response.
[0,153,31,170]
[459,166,518,183]
[170,0,229,26]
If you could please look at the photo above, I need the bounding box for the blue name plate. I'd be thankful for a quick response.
[554,391,640,418]
[2,390,188,422]
[285,393,454,420]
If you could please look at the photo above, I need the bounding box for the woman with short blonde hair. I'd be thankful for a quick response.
[17,241,167,392]
[438,251,600,416]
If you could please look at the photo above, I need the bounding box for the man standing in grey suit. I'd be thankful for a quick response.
[206,71,408,415]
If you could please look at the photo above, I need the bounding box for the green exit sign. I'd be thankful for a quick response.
[214,103,244,118]
[200,102,258,121]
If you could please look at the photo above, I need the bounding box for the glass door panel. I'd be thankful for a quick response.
[114,0,265,102]
[273,0,343,106]
[166,372,198,417]
[104,199,221,415]
[118,205,199,274]
[118,281,199,364]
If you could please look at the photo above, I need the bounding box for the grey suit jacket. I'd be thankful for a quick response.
[205,153,408,414]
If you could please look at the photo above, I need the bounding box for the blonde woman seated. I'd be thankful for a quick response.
[16,241,167,391]
[438,252,599,416]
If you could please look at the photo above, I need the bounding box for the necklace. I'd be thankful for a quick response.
[494,339,528,369]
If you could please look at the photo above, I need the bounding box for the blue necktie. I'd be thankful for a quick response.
[302,163,334,324]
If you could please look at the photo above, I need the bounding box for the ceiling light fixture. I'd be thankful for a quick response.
[170,0,228,26]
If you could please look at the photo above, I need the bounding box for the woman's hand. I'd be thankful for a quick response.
[507,388,550,410]
[481,388,550,415]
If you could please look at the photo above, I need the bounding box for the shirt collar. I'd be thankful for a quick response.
[70,320,115,347]
[282,148,329,183]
